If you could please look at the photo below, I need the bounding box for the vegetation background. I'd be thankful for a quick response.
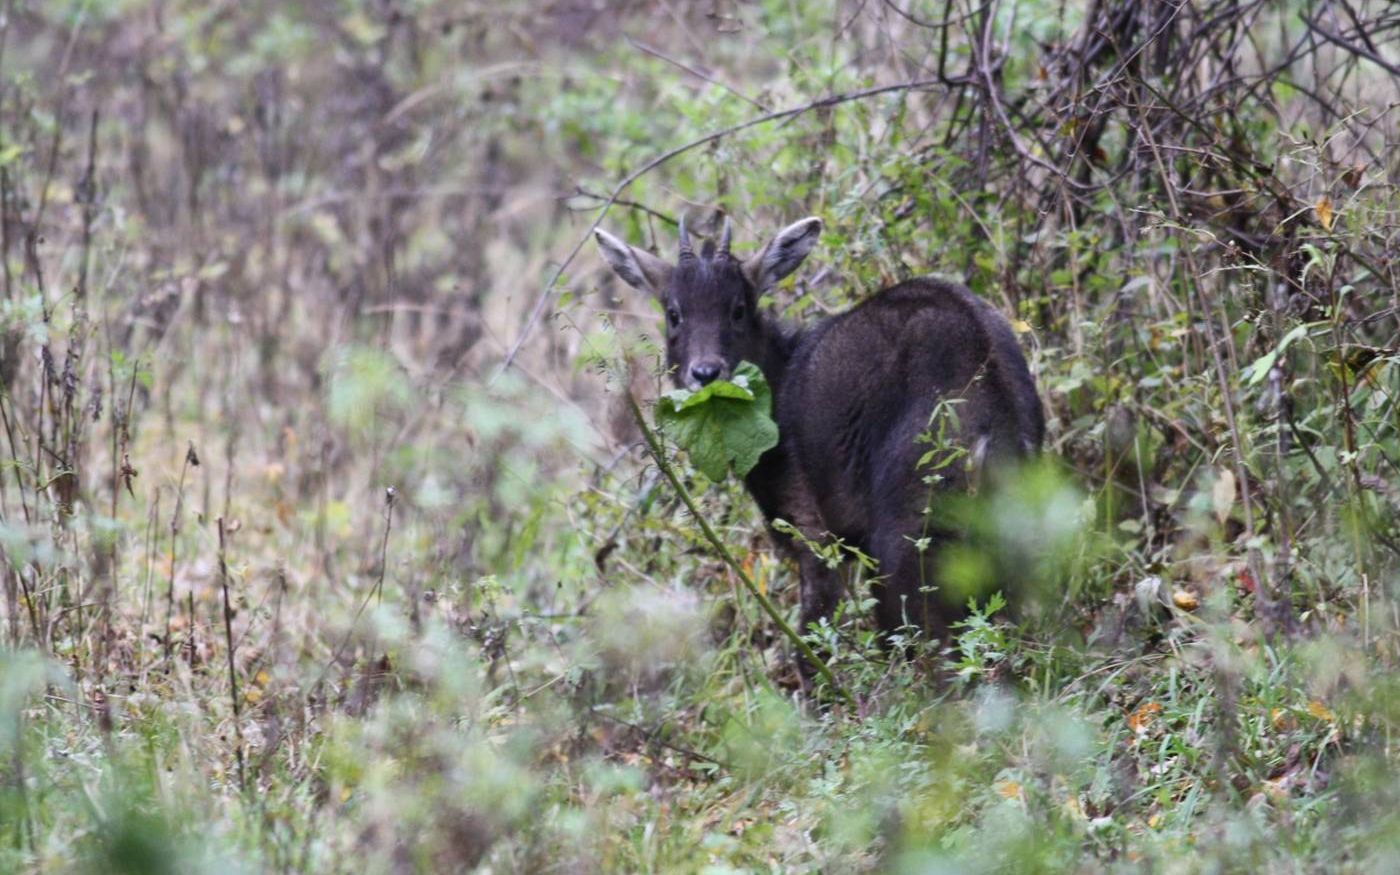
[0,0,1397,871]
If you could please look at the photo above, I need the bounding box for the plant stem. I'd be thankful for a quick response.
[625,392,849,704]
[217,516,245,791]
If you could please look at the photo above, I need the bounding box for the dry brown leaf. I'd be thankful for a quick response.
[1128,702,1162,733]
[1172,589,1200,611]
[1314,196,1334,231]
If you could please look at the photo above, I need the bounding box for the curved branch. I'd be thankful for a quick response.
[494,76,948,378]
[1302,12,1400,79]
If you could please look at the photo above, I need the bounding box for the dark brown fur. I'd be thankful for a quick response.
[746,278,1044,653]
[596,218,1044,680]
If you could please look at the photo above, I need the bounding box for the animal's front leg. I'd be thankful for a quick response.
[797,552,841,632]
[794,552,843,692]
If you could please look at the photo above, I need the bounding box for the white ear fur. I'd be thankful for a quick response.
[743,216,823,290]
[594,230,673,297]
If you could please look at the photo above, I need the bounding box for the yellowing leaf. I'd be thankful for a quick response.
[340,10,384,45]
[741,553,767,596]
[47,180,74,205]
[1213,468,1236,525]
[1271,707,1297,731]
[1128,702,1162,733]
[1172,589,1200,611]
[244,688,263,704]
[1011,319,1033,334]
[995,779,1023,800]
[1314,196,1334,231]
[1306,700,1335,723]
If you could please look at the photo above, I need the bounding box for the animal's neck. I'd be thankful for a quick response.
[754,315,798,392]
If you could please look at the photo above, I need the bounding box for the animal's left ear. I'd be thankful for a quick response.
[743,216,823,291]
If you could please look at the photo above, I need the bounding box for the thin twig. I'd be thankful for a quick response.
[76,108,99,302]
[589,705,728,770]
[626,35,770,111]
[1301,12,1400,78]
[373,487,396,606]
[309,486,398,696]
[163,443,198,664]
[217,516,246,791]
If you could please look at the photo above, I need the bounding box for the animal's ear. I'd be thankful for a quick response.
[594,230,672,298]
[743,216,823,290]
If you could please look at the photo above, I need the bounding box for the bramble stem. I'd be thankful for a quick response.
[625,392,849,704]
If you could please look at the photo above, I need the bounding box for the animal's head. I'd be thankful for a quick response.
[595,216,822,389]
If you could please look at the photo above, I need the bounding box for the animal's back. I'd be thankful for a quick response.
[778,278,1042,547]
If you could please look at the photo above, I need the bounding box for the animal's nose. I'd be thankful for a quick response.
[689,361,722,386]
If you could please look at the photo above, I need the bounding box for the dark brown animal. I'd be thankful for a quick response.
[596,216,1044,679]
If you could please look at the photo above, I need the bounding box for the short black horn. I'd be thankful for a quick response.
[718,216,732,257]
[677,215,694,260]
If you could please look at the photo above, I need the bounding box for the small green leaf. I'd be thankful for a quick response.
[656,361,779,480]
[1243,323,1312,386]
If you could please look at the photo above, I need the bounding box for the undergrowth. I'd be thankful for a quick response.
[0,1,1398,872]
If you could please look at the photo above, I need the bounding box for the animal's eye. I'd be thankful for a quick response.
[666,307,681,328]
[731,302,746,323]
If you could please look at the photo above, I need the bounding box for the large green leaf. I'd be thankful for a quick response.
[656,361,780,481]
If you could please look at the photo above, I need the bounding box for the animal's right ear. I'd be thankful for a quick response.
[594,230,672,298]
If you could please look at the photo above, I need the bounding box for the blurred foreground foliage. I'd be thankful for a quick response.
[0,0,1397,871]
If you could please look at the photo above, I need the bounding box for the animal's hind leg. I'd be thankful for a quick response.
[869,527,953,648]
